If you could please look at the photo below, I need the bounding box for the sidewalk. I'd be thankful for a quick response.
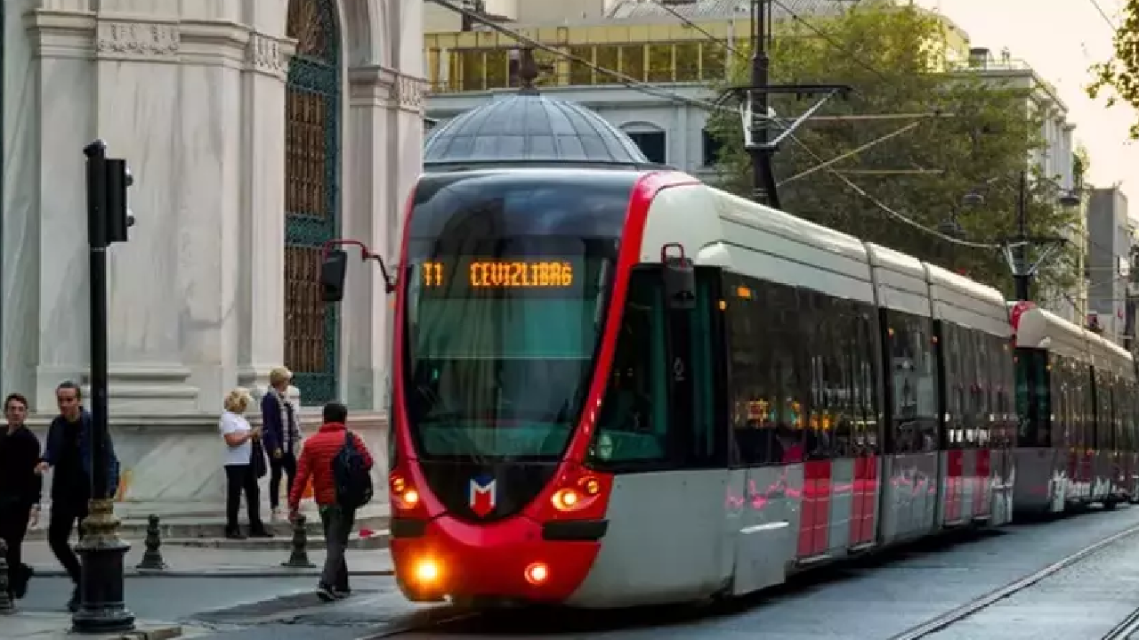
[22,539,394,577]
[0,611,203,639]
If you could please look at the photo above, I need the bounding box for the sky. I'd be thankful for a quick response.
[915,0,1137,212]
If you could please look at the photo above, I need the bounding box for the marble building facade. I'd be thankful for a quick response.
[1,0,424,509]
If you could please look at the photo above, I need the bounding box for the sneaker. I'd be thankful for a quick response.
[225,528,247,540]
[316,584,336,602]
[333,588,351,599]
[248,528,274,539]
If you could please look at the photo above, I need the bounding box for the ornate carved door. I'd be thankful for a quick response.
[284,0,341,403]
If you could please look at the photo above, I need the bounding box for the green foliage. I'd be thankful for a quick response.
[707,0,1079,297]
[1088,0,1139,138]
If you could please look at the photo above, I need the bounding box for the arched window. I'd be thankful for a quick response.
[284,0,342,403]
[620,122,666,165]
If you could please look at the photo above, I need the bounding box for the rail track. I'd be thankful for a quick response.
[887,521,1139,640]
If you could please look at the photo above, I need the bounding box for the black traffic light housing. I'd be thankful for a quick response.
[321,249,349,302]
[104,158,134,244]
[84,141,135,248]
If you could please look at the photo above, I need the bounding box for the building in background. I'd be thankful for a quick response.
[1085,187,1133,345]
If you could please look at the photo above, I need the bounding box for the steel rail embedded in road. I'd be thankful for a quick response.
[356,609,480,639]
[1101,606,1139,640]
[888,522,1139,640]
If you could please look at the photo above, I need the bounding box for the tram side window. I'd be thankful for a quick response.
[1048,355,1068,449]
[972,329,993,449]
[1095,370,1113,451]
[943,323,966,449]
[688,268,725,466]
[854,305,881,453]
[591,268,669,465]
[726,274,779,466]
[885,311,939,454]
[988,335,1011,447]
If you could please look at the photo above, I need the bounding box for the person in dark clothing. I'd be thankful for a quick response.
[261,366,302,520]
[36,381,120,613]
[0,392,42,600]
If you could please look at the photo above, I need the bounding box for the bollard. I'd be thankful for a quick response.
[136,514,167,571]
[282,514,316,568]
[0,539,14,614]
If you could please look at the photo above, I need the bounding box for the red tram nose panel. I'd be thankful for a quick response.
[391,516,602,603]
[390,462,615,603]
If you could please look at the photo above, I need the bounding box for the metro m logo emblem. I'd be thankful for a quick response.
[469,475,497,517]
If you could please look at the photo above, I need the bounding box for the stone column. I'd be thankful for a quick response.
[92,17,200,414]
[173,17,252,411]
[341,65,397,412]
[235,30,294,402]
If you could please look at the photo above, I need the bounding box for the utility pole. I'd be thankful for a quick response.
[1014,169,1030,301]
[749,0,776,206]
[718,0,851,210]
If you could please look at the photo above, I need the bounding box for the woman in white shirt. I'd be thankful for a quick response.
[219,388,271,540]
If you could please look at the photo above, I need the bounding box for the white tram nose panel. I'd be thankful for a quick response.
[566,469,730,608]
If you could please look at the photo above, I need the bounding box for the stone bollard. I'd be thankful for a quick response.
[136,514,167,571]
[282,514,316,568]
[0,539,14,614]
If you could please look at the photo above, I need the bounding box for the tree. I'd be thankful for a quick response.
[1088,0,1139,138]
[707,0,1080,297]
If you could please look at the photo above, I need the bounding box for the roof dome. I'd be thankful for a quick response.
[423,92,653,171]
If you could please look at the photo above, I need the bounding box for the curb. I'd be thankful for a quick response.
[28,566,395,578]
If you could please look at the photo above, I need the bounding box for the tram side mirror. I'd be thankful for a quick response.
[321,249,348,302]
[660,243,695,311]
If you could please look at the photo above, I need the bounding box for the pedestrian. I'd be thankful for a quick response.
[0,392,42,601]
[219,387,272,540]
[36,381,120,613]
[261,366,301,521]
[288,401,374,602]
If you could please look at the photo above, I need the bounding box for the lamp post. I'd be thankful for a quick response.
[73,140,136,634]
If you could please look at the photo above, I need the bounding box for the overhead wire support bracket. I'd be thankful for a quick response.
[998,235,1068,278]
[716,83,853,152]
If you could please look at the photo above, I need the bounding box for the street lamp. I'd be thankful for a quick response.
[74,140,136,634]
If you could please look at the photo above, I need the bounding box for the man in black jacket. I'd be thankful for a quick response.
[0,392,42,601]
[36,381,120,612]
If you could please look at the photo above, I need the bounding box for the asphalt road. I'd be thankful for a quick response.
[18,506,1139,640]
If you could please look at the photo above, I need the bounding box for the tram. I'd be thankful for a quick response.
[320,167,1139,609]
[1010,302,1139,516]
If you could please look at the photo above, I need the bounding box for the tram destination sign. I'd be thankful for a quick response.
[421,259,575,289]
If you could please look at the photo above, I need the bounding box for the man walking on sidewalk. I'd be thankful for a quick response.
[0,393,42,600]
[288,401,374,602]
[36,381,121,612]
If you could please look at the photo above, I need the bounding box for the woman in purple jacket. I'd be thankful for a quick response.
[261,367,302,520]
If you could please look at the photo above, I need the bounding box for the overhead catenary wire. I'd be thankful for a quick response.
[426,0,1005,251]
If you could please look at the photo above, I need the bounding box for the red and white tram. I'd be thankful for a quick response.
[1011,302,1138,516]
[320,168,1138,609]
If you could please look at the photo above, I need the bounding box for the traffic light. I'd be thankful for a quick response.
[104,158,135,244]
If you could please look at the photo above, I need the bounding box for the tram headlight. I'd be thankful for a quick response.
[415,559,440,583]
[390,473,421,510]
[551,475,602,511]
[525,562,549,585]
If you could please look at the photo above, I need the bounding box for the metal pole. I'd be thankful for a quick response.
[749,0,779,207]
[73,139,134,634]
[1014,169,1030,301]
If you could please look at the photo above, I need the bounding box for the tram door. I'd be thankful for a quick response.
[660,259,733,591]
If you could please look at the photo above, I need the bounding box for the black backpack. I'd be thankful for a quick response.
[332,431,373,509]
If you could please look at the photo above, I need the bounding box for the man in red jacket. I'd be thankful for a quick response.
[289,401,374,601]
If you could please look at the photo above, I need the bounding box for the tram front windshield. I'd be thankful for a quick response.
[401,172,630,462]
